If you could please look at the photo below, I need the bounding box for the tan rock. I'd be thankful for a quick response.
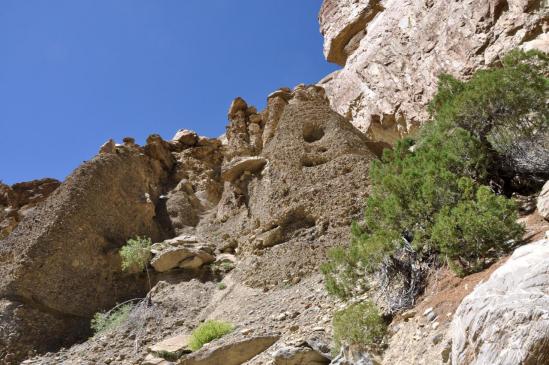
[151,239,215,272]
[179,335,279,365]
[537,180,549,221]
[173,129,198,146]
[149,334,191,358]
[227,97,248,119]
[221,156,268,182]
[143,354,175,365]
[99,139,116,154]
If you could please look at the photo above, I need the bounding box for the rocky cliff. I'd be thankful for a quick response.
[319,0,548,143]
[0,1,548,365]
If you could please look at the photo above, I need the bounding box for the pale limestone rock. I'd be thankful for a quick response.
[172,129,198,146]
[318,0,549,143]
[148,333,190,358]
[179,334,279,365]
[143,354,174,365]
[537,180,549,220]
[450,239,549,365]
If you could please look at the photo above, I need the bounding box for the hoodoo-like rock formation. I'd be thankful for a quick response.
[319,0,548,143]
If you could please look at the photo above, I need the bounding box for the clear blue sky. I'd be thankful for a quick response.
[0,0,337,184]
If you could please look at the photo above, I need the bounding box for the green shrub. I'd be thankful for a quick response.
[217,282,227,290]
[332,301,386,353]
[432,186,523,275]
[188,320,234,351]
[90,303,133,334]
[120,236,152,272]
[429,50,549,181]
[321,52,533,301]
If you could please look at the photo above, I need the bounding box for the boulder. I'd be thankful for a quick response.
[173,129,199,146]
[149,333,191,358]
[143,354,176,365]
[329,345,378,365]
[179,334,279,365]
[145,134,175,170]
[450,239,549,365]
[99,139,116,154]
[273,338,331,365]
[151,240,215,273]
[221,156,267,182]
[537,180,549,220]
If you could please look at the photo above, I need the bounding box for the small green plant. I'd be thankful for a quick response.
[120,236,152,272]
[90,303,133,335]
[120,236,153,292]
[217,282,227,290]
[332,301,386,354]
[188,320,234,351]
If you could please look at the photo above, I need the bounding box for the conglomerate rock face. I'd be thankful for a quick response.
[0,178,61,238]
[319,0,549,143]
[0,142,177,363]
[0,84,379,364]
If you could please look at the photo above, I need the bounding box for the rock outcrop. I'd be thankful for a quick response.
[179,334,279,365]
[0,140,177,363]
[319,0,549,143]
[200,84,377,289]
[450,239,549,365]
[0,178,60,238]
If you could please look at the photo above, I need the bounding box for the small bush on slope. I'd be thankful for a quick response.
[90,303,133,335]
[332,301,386,353]
[188,320,234,351]
[120,236,152,272]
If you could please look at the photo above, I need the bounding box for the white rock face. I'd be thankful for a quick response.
[450,239,549,365]
[318,0,549,143]
[537,180,549,220]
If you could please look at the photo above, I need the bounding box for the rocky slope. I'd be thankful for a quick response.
[0,1,548,365]
[319,0,549,143]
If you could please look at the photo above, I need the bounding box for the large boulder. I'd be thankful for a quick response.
[450,239,549,365]
[318,0,548,143]
[179,334,279,365]
[0,148,173,363]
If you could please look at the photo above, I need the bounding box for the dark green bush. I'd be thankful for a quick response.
[332,301,386,353]
[429,50,549,183]
[432,185,523,275]
[321,51,534,301]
